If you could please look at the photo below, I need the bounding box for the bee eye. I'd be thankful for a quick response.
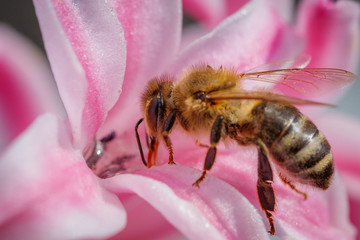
[194,91,206,101]
[147,93,165,132]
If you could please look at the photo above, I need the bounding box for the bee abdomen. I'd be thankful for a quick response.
[257,102,333,189]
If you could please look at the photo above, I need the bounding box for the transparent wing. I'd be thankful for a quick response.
[239,54,311,91]
[239,68,357,96]
[207,90,337,107]
[244,54,311,73]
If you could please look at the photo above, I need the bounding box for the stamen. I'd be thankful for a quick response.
[83,138,105,170]
[97,155,135,179]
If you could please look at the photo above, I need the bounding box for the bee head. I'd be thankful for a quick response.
[141,78,174,137]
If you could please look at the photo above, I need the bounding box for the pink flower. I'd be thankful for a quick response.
[0,0,359,240]
[0,24,61,152]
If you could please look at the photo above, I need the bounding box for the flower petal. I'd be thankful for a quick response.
[315,112,360,239]
[182,0,293,28]
[102,165,270,240]
[316,113,360,179]
[0,114,125,240]
[224,0,249,19]
[297,0,360,71]
[182,0,227,28]
[107,195,184,240]
[0,24,61,151]
[102,0,182,135]
[275,173,355,239]
[33,0,127,149]
[181,23,208,50]
[172,0,302,76]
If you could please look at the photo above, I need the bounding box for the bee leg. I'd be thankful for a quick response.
[193,116,224,187]
[162,110,177,165]
[147,136,159,167]
[279,173,307,200]
[256,140,276,235]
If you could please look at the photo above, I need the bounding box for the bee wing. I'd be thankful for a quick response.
[239,54,311,91]
[239,68,357,97]
[207,90,336,107]
[244,54,311,73]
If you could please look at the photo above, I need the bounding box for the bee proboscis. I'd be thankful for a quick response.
[135,55,357,235]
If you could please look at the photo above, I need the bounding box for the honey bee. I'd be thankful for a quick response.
[135,55,357,235]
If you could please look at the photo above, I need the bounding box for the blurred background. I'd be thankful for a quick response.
[0,0,359,118]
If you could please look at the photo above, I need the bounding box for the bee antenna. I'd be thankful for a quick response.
[135,118,147,167]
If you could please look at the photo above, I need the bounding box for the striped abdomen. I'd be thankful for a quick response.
[255,102,333,189]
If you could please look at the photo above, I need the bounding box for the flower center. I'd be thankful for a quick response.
[83,131,143,178]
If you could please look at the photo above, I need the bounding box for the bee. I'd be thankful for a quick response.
[135,55,357,235]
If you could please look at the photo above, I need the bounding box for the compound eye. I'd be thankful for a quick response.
[147,93,165,133]
[194,91,206,101]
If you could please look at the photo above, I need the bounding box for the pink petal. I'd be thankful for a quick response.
[181,24,208,50]
[182,0,227,28]
[268,0,295,23]
[316,113,360,178]
[266,25,304,64]
[0,24,61,151]
[102,0,182,135]
[0,114,125,240]
[102,165,270,240]
[297,0,360,71]
[225,0,294,23]
[315,112,360,239]
[182,0,293,28]
[276,173,355,239]
[33,0,127,149]
[224,0,249,18]
[350,198,360,240]
[108,196,184,240]
[172,0,303,77]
